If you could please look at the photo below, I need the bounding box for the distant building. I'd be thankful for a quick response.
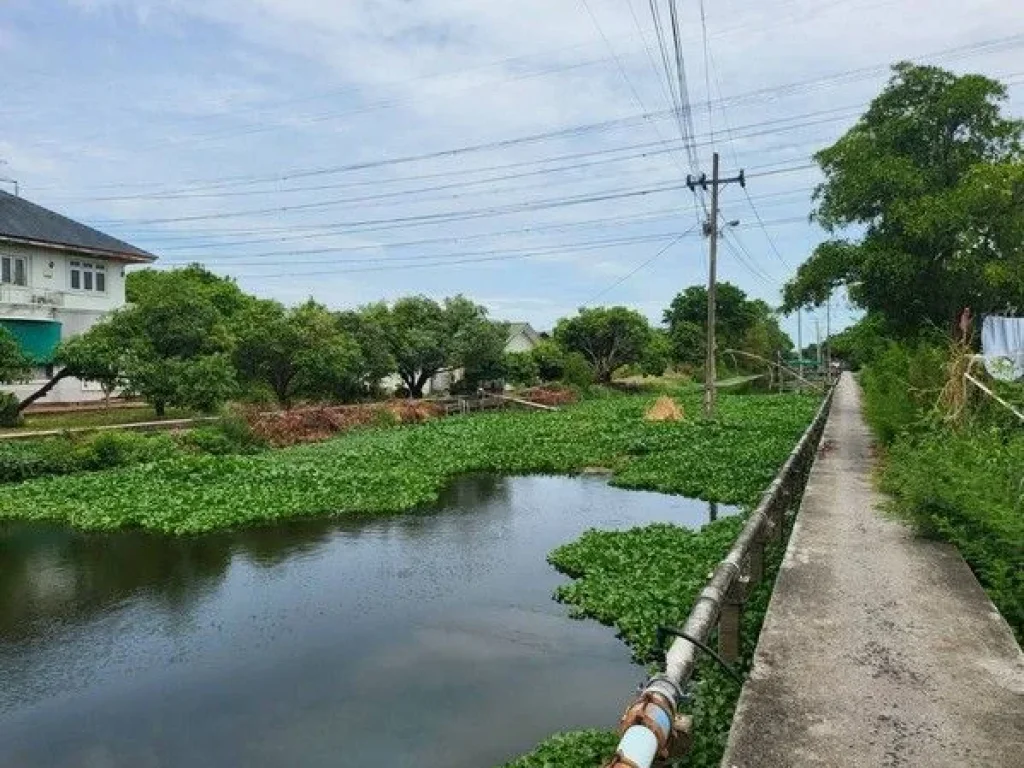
[383,321,544,396]
[503,321,542,354]
[424,321,543,394]
[0,191,156,404]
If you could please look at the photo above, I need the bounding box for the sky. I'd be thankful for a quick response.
[1,0,1022,343]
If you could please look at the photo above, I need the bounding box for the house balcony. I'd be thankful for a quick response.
[0,284,65,319]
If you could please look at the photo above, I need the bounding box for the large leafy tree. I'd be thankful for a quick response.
[367,295,503,398]
[234,299,364,407]
[114,288,238,415]
[553,306,652,383]
[664,283,790,367]
[127,264,252,320]
[782,63,1024,335]
[336,310,395,396]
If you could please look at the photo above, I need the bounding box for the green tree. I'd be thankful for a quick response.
[368,295,501,398]
[127,264,252,320]
[553,307,652,383]
[782,64,1024,335]
[664,284,790,369]
[457,314,509,390]
[56,321,126,402]
[234,300,364,407]
[531,338,566,382]
[641,330,672,377]
[0,327,31,383]
[503,351,540,387]
[115,289,238,416]
[336,310,395,397]
[0,328,31,425]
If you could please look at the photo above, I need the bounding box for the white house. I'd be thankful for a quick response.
[0,191,156,405]
[421,321,543,395]
[504,322,543,354]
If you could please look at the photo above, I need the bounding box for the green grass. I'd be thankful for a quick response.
[0,391,818,535]
[880,427,1024,641]
[1,405,196,434]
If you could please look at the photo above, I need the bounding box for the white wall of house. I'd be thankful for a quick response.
[1,243,130,404]
[505,329,538,354]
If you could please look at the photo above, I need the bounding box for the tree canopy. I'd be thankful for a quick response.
[664,283,791,367]
[127,264,252,320]
[234,300,364,407]
[113,287,238,415]
[366,295,503,397]
[554,306,652,382]
[782,63,1024,336]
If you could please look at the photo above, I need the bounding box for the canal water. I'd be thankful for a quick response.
[0,475,733,768]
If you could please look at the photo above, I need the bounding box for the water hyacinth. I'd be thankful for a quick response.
[0,391,818,536]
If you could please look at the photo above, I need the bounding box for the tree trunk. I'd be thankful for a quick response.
[154,400,166,418]
[16,369,71,412]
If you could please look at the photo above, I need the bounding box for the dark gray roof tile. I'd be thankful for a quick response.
[0,191,156,262]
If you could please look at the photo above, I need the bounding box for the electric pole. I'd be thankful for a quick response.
[687,152,745,418]
[797,310,803,381]
[815,316,822,373]
[825,297,832,382]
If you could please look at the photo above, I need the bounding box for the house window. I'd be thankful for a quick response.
[1,255,27,286]
[69,260,106,292]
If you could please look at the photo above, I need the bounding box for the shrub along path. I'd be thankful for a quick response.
[0,391,817,535]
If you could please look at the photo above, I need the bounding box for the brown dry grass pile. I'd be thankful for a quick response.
[644,395,684,422]
[246,400,442,447]
[518,385,579,407]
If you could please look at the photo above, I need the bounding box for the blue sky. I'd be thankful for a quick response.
[2,0,1022,342]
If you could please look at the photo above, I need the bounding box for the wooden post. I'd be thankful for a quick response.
[718,577,747,664]
[748,538,764,585]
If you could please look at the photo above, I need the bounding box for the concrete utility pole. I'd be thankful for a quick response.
[687,152,745,418]
[815,316,822,373]
[797,310,804,381]
[825,297,832,381]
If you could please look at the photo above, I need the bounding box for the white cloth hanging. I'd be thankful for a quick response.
[981,315,1024,381]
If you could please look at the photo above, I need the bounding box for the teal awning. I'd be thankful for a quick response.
[0,318,62,363]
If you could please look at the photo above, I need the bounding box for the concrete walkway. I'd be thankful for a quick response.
[723,373,1024,767]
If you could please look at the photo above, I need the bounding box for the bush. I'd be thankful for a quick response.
[503,351,539,387]
[531,339,566,382]
[860,342,946,444]
[0,430,180,483]
[559,352,594,388]
[0,393,22,427]
[881,427,1023,641]
[77,431,180,470]
[177,412,266,456]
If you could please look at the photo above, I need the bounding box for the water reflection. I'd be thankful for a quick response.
[0,475,735,768]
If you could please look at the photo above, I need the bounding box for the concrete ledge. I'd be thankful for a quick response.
[722,374,1024,767]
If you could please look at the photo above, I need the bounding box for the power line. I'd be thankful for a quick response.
[129,182,818,253]
[27,34,1024,198]
[235,231,701,279]
[582,226,698,305]
[87,107,850,227]
[699,0,715,150]
[151,185,814,259]
[707,49,792,271]
[579,0,690,174]
[169,231,691,269]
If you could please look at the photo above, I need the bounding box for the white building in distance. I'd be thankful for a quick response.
[0,191,156,405]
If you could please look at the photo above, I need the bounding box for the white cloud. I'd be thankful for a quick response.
[0,0,1020,339]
